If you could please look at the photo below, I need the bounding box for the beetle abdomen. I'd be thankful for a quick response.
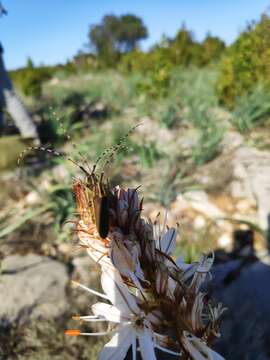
[94,195,109,239]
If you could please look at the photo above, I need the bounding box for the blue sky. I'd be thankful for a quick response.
[1,0,270,70]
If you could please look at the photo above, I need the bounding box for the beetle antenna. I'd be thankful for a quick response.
[94,123,141,172]
[50,107,92,174]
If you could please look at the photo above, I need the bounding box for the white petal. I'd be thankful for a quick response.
[182,332,225,360]
[191,293,205,331]
[189,254,214,292]
[161,209,168,238]
[167,277,177,297]
[160,228,176,255]
[78,224,113,269]
[154,343,181,356]
[181,262,199,282]
[101,268,140,315]
[86,248,113,269]
[92,302,130,323]
[175,255,193,271]
[110,240,135,276]
[132,334,137,360]
[99,324,133,360]
[138,328,156,360]
[197,253,214,273]
[132,246,145,280]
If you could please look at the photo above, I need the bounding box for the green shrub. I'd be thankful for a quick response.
[47,184,75,243]
[163,26,209,67]
[118,49,153,73]
[134,141,163,168]
[42,70,137,118]
[232,85,270,132]
[119,28,225,77]
[192,120,223,165]
[167,67,223,165]
[171,67,219,125]
[158,101,181,128]
[199,33,226,66]
[10,59,53,98]
[119,47,173,99]
[217,14,270,108]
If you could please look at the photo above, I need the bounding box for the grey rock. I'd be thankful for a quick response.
[0,254,68,325]
[211,258,270,359]
[221,131,244,154]
[230,146,270,230]
[71,255,101,310]
[72,255,99,285]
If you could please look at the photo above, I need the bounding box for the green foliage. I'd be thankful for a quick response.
[171,67,219,124]
[152,159,181,207]
[118,49,152,73]
[132,141,163,168]
[135,49,173,98]
[0,203,54,239]
[89,14,148,66]
[118,14,148,51]
[166,67,223,165]
[118,25,225,101]
[232,85,270,132]
[43,70,137,115]
[10,58,53,98]
[192,120,223,165]
[158,101,181,128]
[0,181,74,243]
[170,25,198,66]
[46,183,75,242]
[217,14,270,108]
[200,33,226,65]
[73,52,99,71]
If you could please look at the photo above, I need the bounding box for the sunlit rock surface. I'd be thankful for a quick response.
[0,254,68,325]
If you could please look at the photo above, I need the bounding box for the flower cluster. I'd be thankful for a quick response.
[66,174,226,360]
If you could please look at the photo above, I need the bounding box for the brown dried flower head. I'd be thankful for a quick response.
[70,167,226,359]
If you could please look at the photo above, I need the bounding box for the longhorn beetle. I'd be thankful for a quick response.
[18,122,141,239]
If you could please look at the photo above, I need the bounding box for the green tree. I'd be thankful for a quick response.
[26,57,34,69]
[217,14,270,108]
[200,33,225,65]
[89,14,148,66]
[170,24,197,66]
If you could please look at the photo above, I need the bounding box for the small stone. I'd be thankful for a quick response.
[193,215,206,229]
[217,233,232,250]
[24,191,41,205]
[235,199,253,213]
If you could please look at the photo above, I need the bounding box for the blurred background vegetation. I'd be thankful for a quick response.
[9,12,270,129]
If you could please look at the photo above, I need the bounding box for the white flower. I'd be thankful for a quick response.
[68,268,157,360]
[96,269,156,360]
[181,331,225,360]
